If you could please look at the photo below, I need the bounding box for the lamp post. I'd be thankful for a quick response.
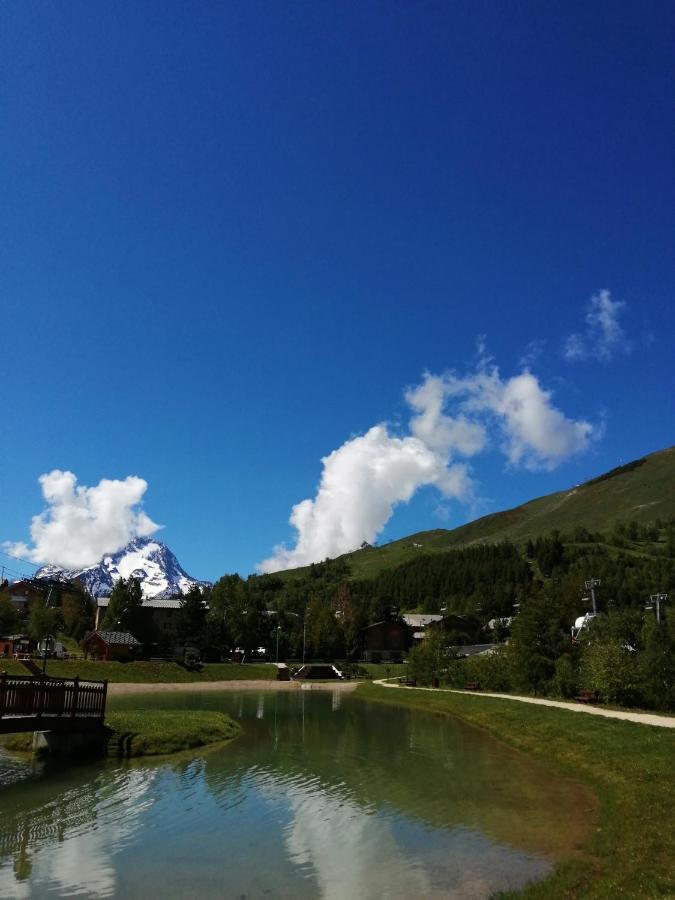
[285,611,307,665]
[275,625,281,664]
[40,634,56,676]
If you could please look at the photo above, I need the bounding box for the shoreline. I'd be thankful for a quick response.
[360,682,675,895]
[373,679,675,728]
[108,679,360,696]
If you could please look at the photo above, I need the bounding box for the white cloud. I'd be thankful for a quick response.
[487,370,595,469]
[4,470,160,570]
[259,357,597,572]
[564,289,630,361]
[258,426,472,573]
[406,374,487,456]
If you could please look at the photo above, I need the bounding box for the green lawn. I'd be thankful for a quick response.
[1,659,276,683]
[0,659,35,676]
[359,683,675,898]
[356,662,408,679]
[105,709,241,757]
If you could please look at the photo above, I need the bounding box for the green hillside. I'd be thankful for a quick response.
[277,446,675,581]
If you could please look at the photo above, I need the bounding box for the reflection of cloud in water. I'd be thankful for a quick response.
[0,767,157,898]
[259,771,431,899]
[255,769,549,900]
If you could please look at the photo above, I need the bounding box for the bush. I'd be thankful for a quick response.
[552,654,578,699]
[580,639,641,706]
[443,648,513,692]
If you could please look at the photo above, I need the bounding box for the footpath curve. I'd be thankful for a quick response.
[373,679,675,729]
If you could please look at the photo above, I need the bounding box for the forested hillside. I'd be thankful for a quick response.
[273,446,674,581]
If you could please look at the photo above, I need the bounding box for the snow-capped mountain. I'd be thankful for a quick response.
[35,537,208,599]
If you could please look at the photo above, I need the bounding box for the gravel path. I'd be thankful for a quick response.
[108,679,359,696]
[373,680,675,729]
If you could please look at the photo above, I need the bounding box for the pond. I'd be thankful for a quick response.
[0,689,596,899]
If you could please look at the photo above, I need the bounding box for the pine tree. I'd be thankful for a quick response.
[102,577,144,637]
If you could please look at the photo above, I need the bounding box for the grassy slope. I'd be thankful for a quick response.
[359,683,675,898]
[277,446,674,581]
[0,659,276,682]
[105,709,240,757]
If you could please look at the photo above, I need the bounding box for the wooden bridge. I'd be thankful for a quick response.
[0,672,108,734]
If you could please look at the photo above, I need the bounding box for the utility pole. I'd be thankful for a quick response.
[584,578,601,615]
[646,592,669,624]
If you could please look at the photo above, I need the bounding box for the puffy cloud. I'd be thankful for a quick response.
[406,374,487,456]
[258,426,472,573]
[484,370,595,469]
[442,368,596,470]
[564,289,630,361]
[4,470,160,569]
[259,359,597,572]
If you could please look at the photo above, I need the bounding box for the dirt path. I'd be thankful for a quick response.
[373,680,675,729]
[108,680,359,697]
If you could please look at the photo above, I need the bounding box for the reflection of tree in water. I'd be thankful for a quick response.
[198,691,594,859]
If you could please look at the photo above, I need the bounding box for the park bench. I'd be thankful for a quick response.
[465,682,480,691]
[575,690,599,704]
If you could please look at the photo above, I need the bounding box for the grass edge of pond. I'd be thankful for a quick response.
[1,710,242,759]
[105,709,241,757]
[357,683,674,898]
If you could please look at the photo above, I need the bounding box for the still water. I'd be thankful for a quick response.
[0,689,595,899]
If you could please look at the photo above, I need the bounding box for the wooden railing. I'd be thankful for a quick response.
[0,673,108,727]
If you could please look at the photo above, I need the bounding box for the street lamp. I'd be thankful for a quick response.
[40,634,56,676]
[285,611,308,665]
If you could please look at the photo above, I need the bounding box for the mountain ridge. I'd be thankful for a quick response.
[275,445,675,581]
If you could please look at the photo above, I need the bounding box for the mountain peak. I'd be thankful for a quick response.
[36,539,208,599]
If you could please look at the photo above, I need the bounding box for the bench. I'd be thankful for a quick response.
[465,682,480,691]
[576,690,599,704]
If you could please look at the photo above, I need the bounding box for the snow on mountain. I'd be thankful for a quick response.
[35,537,208,599]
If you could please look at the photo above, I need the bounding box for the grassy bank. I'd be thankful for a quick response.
[0,733,33,753]
[0,659,276,682]
[0,710,242,758]
[358,683,675,898]
[105,709,241,757]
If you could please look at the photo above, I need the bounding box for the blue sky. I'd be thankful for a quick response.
[2,1,673,581]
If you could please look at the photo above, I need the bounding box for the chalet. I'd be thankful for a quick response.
[402,614,444,645]
[0,634,32,657]
[5,580,41,612]
[95,597,182,634]
[360,620,410,662]
[82,630,141,661]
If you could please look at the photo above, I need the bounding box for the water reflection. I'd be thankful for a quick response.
[0,691,595,899]
[0,763,158,898]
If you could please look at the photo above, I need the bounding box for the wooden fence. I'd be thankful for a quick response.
[0,672,107,731]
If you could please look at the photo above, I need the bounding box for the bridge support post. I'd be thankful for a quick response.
[33,729,107,758]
